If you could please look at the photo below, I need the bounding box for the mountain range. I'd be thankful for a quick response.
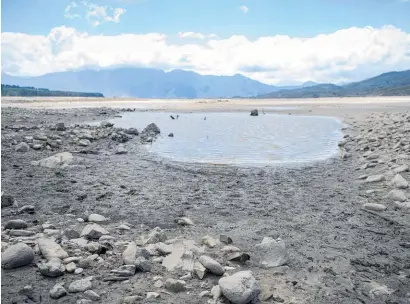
[1,68,410,98]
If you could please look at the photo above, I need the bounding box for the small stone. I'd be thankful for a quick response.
[9,230,35,237]
[144,227,167,244]
[66,262,77,273]
[63,257,81,264]
[37,238,68,260]
[198,255,225,276]
[81,224,109,240]
[116,144,128,154]
[18,205,35,214]
[202,235,217,248]
[38,258,65,277]
[77,299,93,304]
[101,121,114,128]
[122,296,144,303]
[199,291,210,298]
[218,271,260,304]
[254,237,288,268]
[16,142,30,152]
[175,217,194,226]
[392,174,409,189]
[387,189,407,202]
[19,285,34,299]
[250,109,258,116]
[1,243,34,269]
[168,133,174,137]
[68,277,93,293]
[75,268,84,274]
[154,280,163,288]
[135,256,152,272]
[88,213,109,223]
[211,285,222,300]
[117,224,131,230]
[362,203,387,212]
[1,194,15,208]
[122,242,137,265]
[221,245,241,253]
[164,278,186,292]
[220,234,233,244]
[111,264,136,277]
[64,228,80,239]
[84,290,101,301]
[50,284,67,299]
[4,219,28,230]
[79,139,91,147]
[42,223,56,230]
[227,252,251,264]
[146,292,160,300]
[56,123,66,131]
[85,242,101,253]
[33,144,43,150]
[393,164,409,173]
[194,261,207,279]
[366,175,385,183]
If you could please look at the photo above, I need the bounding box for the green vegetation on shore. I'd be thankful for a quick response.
[1,84,104,97]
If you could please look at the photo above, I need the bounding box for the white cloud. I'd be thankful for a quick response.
[178,32,206,39]
[64,1,126,26]
[240,5,249,14]
[64,1,81,19]
[2,25,410,85]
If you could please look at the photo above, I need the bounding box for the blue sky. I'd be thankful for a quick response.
[2,0,410,38]
[2,0,410,84]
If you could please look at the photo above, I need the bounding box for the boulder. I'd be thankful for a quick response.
[392,174,409,189]
[31,152,73,169]
[37,238,68,260]
[1,243,34,269]
[122,242,137,265]
[387,189,407,202]
[16,142,30,152]
[198,255,225,276]
[362,203,387,212]
[164,278,186,293]
[115,144,128,155]
[4,219,28,230]
[250,109,258,116]
[49,284,67,299]
[81,224,109,240]
[38,258,65,277]
[68,277,93,293]
[254,237,288,268]
[142,123,160,135]
[218,271,260,304]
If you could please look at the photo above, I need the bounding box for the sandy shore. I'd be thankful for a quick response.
[1,99,410,304]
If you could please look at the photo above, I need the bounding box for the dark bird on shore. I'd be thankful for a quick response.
[176,115,179,119]
[170,115,175,120]
[204,117,207,120]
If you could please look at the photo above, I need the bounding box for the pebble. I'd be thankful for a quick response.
[393,164,409,173]
[18,205,35,214]
[38,258,65,277]
[362,203,387,212]
[218,271,260,304]
[387,189,407,202]
[135,256,152,272]
[88,213,109,223]
[81,223,109,239]
[194,261,207,279]
[164,278,186,292]
[146,292,160,300]
[175,217,194,226]
[84,290,101,301]
[198,255,225,276]
[49,284,67,299]
[366,175,385,183]
[15,142,30,152]
[154,280,163,288]
[254,237,288,268]
[75,268,84,274]
[202,235,217,248]
[122,242,137,265]
[37,238,68,260]
[68,277,93,293]
[220,234,233,244]
[1,194,15,208]
[116,144,128,154]
[66,262,77,273]
[1,243,34,269]
[392,174,409,189]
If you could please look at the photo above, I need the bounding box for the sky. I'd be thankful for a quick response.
[1,0,410,85]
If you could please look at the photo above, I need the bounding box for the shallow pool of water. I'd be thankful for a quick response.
[109,112,343,166]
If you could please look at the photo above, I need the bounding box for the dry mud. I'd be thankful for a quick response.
[1,104,410,304]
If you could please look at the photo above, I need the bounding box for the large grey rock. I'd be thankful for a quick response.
[393,164,409,174]
[362,203,386,212]
[88,214,109,223]
[1,194,15,208]
[1,243,34,269]
[135,256,151,272]
[4,219,28,229]
[198,255,225,276]
[31,152,73,169]
[84,290,101,301]
[38,258,65,277]
[250,109,258,116]
[219,271,260,304]
[387,189,407,202]
[49,284,67,299]
[392,174,409,189]
[81,224,109,239]
[142,123,160,135]
[254,237,288,268]
[68,277,93,293]
[162,246,196,272]
[37,238,68,260]
[16,142,30,152]
[122,242,137,265]
[366,175,385,183]
[164,278,186,293]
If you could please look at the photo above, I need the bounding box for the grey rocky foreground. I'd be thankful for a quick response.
[1,107,410,304]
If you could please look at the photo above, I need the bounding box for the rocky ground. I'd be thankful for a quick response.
[1,106,410,304]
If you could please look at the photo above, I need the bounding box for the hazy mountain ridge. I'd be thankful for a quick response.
[258,70,410,98]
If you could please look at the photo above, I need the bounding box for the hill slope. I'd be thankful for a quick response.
[1,68,279,98]
[1,84,104,97]
[258,70,410,98]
